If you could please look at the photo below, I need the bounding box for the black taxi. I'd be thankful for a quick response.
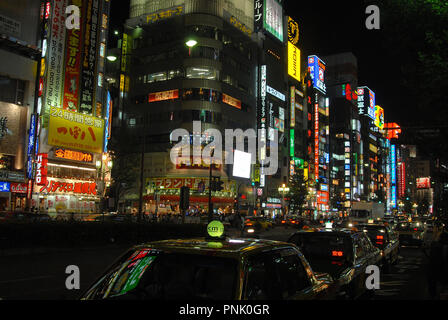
[357,223,400,272]
[287,227,382,300]
[80,237,336,300]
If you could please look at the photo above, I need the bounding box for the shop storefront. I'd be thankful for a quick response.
[32,178,99,216]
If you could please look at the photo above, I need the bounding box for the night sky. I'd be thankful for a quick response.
[109,0,412,126]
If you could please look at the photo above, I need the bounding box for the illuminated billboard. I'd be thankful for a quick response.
[416,177,431,189]
[254,0,283,42]
[384,123,401,140]
[357,87,376,120]
[48,107,105,154]
[148,89,179,103]
[232,150,252,179]
[308,55,326,94]
[374,105,384,129]
[288,42,301,82]
[287,16,299,45]
[264,0,283,42]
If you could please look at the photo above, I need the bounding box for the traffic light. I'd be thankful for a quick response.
[180,186,190,210]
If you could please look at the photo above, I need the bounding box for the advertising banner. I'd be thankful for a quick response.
[62,0,84,111]
[36,178,97,196]
[288,42,301,82]
[35,153,48,186]
[264,0,283,42]
[308,55,326,94]
[48,106,104,154]
[222,93,241,109]
[374,105,384,129]
[79,0,100,114]
[416,177,430,189]
[148,89,179,103]
[44,0,68,114]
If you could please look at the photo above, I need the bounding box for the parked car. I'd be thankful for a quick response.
[357,223,400,272]
[80,238,336,300]
[288,227,382,300]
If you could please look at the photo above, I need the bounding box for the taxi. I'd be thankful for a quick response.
[81,221,336,300]
[287,227,382,300]
[244,216,273,231]
[395,221,425,246]
[357,223,400,272]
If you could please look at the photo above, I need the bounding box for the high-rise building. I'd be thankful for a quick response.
[0,0,42,211]
[113,0,288,216]
[7,0,113,216]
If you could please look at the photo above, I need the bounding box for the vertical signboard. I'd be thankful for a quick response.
[308,55,326,94]
[263,0,283,42]
[288,42,301,82]
[314,102,319,181]
[390,144,397,208]
[62,0,84,112]
[290,86,295,127]
[79,0,100,115]
[374,105,384,129]
[44,0,68,114]
[254,0,263,31]
[35,153,48,186]
[357,86,376,120]
[103,91,112,152]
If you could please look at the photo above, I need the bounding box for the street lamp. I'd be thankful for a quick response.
[185,39,198,48]
[278,184,290,217]
[106,55,117,62]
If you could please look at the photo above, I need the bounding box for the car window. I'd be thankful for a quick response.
[271,249,312,298]
[83,249,237,300]
[244,253,281,300]
[354,237,366,260]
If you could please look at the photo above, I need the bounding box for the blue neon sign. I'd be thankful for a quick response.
[0,182,11,192]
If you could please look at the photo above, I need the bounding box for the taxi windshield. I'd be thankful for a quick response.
[291,233,353,278]
[83,248,238,300]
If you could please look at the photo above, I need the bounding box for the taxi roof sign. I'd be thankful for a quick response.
[207,220,225,238]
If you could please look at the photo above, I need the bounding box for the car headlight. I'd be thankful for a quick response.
[247,228,255,233]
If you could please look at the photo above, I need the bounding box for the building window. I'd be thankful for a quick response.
[182,88,221,103]
[186,67,219,80]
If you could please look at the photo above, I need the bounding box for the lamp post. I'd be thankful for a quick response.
[278,184,290,217]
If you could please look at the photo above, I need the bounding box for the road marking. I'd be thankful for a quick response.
[0,275,54,284]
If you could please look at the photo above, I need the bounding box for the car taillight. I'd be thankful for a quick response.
[282,220,286,224]
[414,228,418,231]
[376,235,384,240]
[332,251,344,257]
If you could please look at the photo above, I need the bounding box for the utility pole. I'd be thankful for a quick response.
[138,117,145,222]
[208,148,215,222]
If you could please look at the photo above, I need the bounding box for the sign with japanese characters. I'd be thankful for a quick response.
[222,93,241,109]
[37,178,97,195]
[264,0,283,42]
[62,0,84,112]
[35,153,48,186]
[54,148,93,162]
[48,106,104,154]
[148,89,179,103]
[44,0,68,116]
[308,55,326,94]
[79,0,100,115]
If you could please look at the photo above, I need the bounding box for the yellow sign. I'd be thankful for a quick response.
[288,17,299,45]
[48,107,104,154]
[207,220,224,238]
[374,105,384,129]
[288,42,301,82]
